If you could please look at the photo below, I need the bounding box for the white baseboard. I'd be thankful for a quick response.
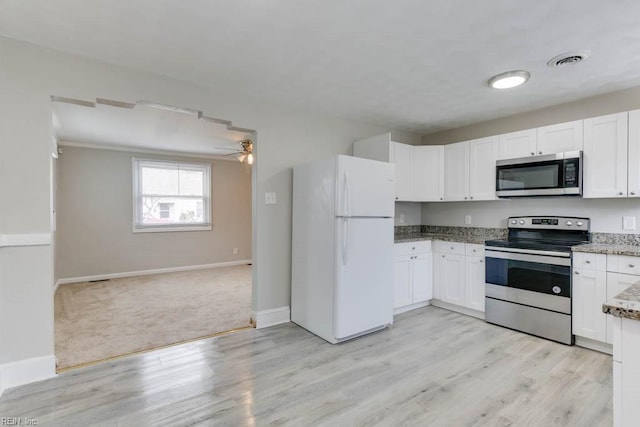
[575,336,613,355]
[0,355,56,394]
[0,233,51,248]
[394,300,430,315]
[253,306,290,329]
[55,259,253,287]
[431,299,485,320]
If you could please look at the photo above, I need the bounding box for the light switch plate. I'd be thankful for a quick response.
[399,214,405,224]
[464,215,472,225]
[265,192,277,205]
[623,216,636,230]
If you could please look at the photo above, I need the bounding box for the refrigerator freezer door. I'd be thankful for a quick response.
[334,217,393,340]
[336,155,394,218]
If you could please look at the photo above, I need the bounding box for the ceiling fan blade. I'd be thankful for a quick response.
[211,146,242,151]
[220,152,242,156]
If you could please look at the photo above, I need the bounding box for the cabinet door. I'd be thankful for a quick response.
[572,268,607,342]
[465,256,485,312]
[628,110,640,197]
[440,254,466,306]
[469,136,498,201]
[444,141,470,201]
[393,143,412,201]
[606,272,638,344]
[498,129,537,160]
[536,120,583,155]
[583,113,628,198]
[393,255,412,309]
[412,253,432,303]
[412,146,444,201]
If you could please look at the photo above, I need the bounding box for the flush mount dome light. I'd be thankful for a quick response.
[487,70,531,89]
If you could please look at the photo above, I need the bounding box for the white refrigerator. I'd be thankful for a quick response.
[291,154,395,344]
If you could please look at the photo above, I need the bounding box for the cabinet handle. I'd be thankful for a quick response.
[442,255,445,258]
[470,196,473,200]
[619,192,624,196]
[629,264,635,268]
[575,271,580,275]
[585,260,591,264]
[530,152,535,156]
[395,197,399,200]
[631,192,636,195]
[538,151,543,155]
[440,198,443,201]
[480,260,484,263]
[450,246,454,250]
[412,247,416,250]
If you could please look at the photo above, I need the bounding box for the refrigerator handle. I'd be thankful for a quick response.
[343,171,351,217]
[342,218,349,266]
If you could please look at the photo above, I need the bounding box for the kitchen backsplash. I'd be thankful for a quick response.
[394,225,507,239]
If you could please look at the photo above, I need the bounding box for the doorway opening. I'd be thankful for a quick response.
[50,96,257,371]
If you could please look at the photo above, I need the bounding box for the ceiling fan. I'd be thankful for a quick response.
[217,139,254,164]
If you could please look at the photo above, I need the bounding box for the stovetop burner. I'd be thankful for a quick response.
[486,216,591,252]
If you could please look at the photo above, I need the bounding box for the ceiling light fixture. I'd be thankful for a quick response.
[487,70,530,89]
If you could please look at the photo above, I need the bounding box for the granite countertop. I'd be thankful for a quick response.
[394,233,499,245]
[572,243,640,256]
[603,282,640,321]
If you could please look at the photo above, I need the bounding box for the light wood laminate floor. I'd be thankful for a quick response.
[0,307,612,426]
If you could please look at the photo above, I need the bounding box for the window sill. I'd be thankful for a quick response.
[133,225,212,233]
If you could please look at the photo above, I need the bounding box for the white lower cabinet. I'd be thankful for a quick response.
[572,253,639,347]
[393,242,433,313]
[433,242,485,314]
[465,256,486,312]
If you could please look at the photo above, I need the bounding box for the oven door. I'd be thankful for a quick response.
[485,247,572,314]
[495,152,581,197]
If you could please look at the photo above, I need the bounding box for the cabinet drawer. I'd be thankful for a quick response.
[607,255,640,275]
[433,240,466,255]
[572,252,606,271]
[465,244,485,257]
[395,241,432,256]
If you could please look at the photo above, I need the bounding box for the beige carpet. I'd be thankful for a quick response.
[54,265,252,370]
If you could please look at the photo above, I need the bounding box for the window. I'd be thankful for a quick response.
[133,159,211,232]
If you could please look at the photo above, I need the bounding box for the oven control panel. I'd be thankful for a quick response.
[508,216,589,231]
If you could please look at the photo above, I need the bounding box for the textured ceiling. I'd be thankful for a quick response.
[52,101,250,156]
[3,0,640,134]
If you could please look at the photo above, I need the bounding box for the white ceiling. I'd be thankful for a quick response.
[52,100,250,156]
[3,1,640,135]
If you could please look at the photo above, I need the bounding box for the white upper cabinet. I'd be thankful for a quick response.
[536,120,584,155]
[393,142,413,201]
[468,136,498,200]
[444,141,470,201]
[498,121,583,160]
[628,110,640,197]
[498,129,537,160]
[583,113,628,198]
[353,134,444,202]
[412,146,444,201]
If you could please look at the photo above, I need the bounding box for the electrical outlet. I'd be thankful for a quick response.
[265,192,277,205]
[233,248,239,255]
[623,216,636,230]
[464,215,472,225]
[399,214,405,224]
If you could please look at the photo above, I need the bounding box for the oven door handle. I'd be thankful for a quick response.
[484,246,570,258]
[485,250,571,267]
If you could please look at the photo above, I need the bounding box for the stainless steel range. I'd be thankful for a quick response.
[484,216,590,345]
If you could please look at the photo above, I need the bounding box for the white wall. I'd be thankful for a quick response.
[395,202,422,226]
[422,198,640,233]
[55,146,251,279]
[0,38,412,378]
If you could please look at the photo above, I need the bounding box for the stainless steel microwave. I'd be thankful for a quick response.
[496,151,582,197]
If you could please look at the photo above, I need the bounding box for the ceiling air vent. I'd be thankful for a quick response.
[547,51,591,68]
